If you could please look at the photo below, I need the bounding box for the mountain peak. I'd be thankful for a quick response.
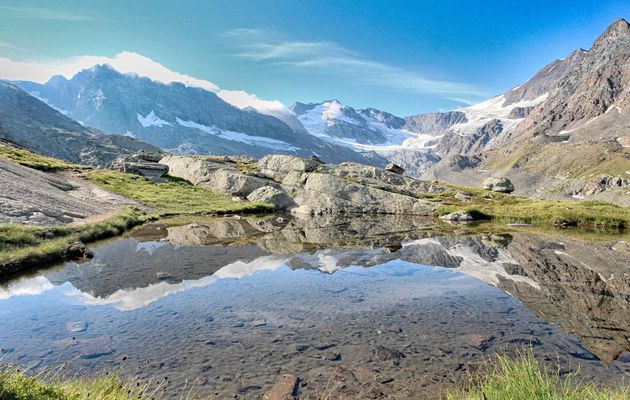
[592,18,630,50]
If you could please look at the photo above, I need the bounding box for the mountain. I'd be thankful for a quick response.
[290,99,445,174]
[16,66,380,165]
[414,18,630,205]
[0,80,159,166]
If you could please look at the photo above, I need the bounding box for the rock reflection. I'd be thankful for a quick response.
[0,213,628,395]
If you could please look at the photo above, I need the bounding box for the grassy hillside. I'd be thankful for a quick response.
[0,141,88,171]
[87,169,272,216]
[424,184,630,229]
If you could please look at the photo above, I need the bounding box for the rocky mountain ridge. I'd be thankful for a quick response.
[0,80,159,167]
[16,67,382,166]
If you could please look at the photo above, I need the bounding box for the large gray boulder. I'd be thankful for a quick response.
[291,173,436,216]
[257,154,322,184]
[160,155,271,197]
[247,186,295,210]
[483,177,515,193]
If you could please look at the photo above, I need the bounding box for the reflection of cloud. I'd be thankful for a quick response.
[135,241,166,255]
[224,28,484,101]
[65,278,215,311]
[0,6,93,21]
[0,276,55,300]
[214,255,290,279]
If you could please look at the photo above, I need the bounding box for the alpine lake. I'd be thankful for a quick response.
[1,214,628,399]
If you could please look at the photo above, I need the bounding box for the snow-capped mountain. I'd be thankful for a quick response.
[15,66,381,165]
[292,99,436,149]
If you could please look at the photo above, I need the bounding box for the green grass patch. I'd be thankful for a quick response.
[0,365,147,400]
[0,207,145,274]
[0,142,88,171]
[424,184,630,229]
[446,350,629,400]
[87,169,272,216]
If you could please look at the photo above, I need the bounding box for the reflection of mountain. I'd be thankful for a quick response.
[44,238,270,298]
[496,235,630,363]
[5,215,628,362]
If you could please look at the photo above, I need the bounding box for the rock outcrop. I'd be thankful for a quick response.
[0,157,139,225]
[160,155,273,197]
[162,154,439,216]
[111,152,169,183]
[247,186,295,210]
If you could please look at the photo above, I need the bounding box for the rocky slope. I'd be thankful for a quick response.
[0,81,159,167]
[16,67,380,165]
[421,19,630,205]
[0,157,139,224]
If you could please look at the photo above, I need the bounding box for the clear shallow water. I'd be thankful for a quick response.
[0,215,628,399]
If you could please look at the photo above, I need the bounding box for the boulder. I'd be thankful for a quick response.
[111,153,169,183]
[291,173,436,216]
[65,241,94,259]
[483,177,515,193]
[439,211,475,222]
[160,155,271,197]
[257,155,321,184]
[247,186,295,210]
[385,163,405,175]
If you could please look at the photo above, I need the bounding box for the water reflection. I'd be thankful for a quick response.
[0,215,628,398]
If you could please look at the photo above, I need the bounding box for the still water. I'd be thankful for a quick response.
[0,215,628,398]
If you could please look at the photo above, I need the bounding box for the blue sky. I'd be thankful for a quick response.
[0,0,628,115]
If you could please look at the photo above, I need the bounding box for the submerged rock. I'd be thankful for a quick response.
[263,374,299,400]
[483,177,515,193]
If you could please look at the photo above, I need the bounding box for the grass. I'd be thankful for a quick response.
[1,351,627,400]
[423,184,630,229]
[0,142,88,171]
[446,350,629,400]
[0,207,146,274]
[0,365,147,400]
[87,170,272,217]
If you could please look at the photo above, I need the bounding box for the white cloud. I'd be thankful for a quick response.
[226,29,484,100]
[0,51,302,118]
[0,41,28,52]
[0,6,93,21]
[0,51,220,91]
[217,89,285,112]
